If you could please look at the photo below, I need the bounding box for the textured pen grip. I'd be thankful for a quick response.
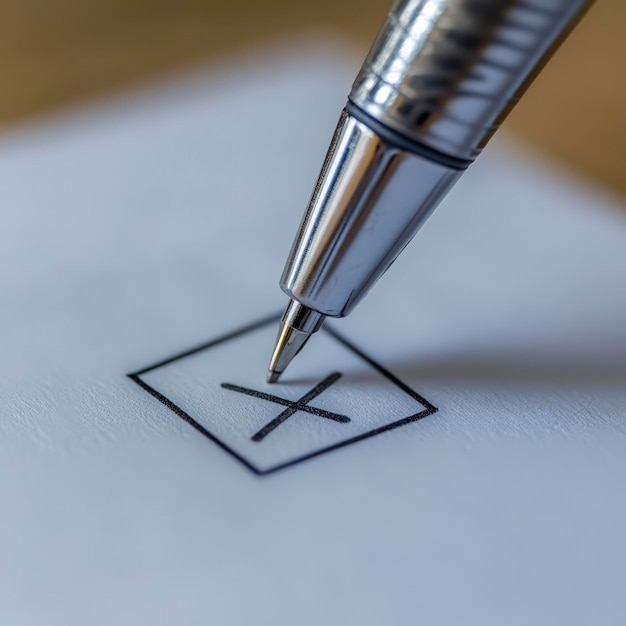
[350,0,592,160]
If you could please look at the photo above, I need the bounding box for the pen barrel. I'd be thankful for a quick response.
[279,0,593,319]
[350,0,592,160]
[280,111,461,318]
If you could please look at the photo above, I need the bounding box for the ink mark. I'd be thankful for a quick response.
[222,372,348,442]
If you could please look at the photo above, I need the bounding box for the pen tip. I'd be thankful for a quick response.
[266,370,281,384]
[266,323,310,384]
[266,302,326,383]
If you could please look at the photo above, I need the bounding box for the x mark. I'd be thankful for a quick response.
[221,372,349,442]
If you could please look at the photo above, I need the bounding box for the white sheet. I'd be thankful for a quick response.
[1,39,625,625]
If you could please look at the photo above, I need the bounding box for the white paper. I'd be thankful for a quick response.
[1,39,625,625]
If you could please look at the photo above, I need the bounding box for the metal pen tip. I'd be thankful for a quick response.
[266,323,312,384]
[266,370,281,384]
[266,300,325,383]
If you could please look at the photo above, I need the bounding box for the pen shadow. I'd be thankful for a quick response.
[283,353,626,390]
[344,353,626,390]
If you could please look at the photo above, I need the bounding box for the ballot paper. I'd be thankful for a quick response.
[1,39,625,625]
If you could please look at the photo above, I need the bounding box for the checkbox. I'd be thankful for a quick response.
[129,314,436,475]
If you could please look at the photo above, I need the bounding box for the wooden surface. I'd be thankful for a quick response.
[1,0,623,195]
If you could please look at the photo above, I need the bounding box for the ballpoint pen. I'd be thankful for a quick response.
[267,0,593,383]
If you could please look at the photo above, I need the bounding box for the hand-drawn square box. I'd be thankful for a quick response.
[129,314,436,475]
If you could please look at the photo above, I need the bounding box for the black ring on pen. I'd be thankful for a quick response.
[346,100,474,171]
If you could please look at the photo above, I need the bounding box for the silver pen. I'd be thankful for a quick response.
[268,0,593,383]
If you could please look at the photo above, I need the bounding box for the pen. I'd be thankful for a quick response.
[267,0,593,383]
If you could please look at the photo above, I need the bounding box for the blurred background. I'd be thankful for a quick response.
[1,0,623,196]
